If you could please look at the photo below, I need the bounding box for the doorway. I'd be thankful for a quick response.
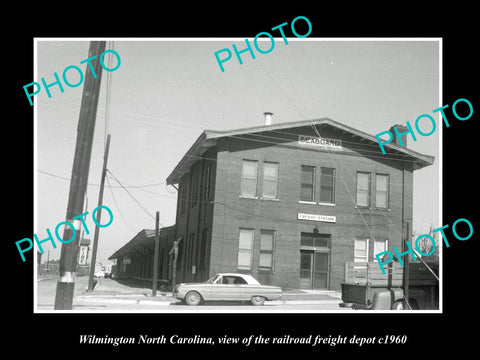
[299,232,331,289]
[299,250,329,289]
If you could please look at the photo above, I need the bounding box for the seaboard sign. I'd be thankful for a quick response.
[298,135,342,151]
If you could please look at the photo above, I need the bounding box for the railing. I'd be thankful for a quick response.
[344,262,403,286]
[344,261,438,287]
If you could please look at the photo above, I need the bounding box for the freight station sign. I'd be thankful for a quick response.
[298,213,336,223]
[298,135,342,150]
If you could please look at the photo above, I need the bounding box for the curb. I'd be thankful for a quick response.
[267,299,341,306]
[75,296,341,306]
[76,296,174,306]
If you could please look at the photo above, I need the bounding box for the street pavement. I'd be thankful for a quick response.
[36,275,347,312]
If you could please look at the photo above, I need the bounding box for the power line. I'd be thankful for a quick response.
[38,169,166,189]
[256,62,400,244]
[107,169,165,226]
[106,176,139,234]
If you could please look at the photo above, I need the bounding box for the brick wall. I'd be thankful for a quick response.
[208,125,413,290]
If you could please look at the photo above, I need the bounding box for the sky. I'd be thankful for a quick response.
[35,38,440,266]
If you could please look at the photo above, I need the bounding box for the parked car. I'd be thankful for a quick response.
[173,273,283,306]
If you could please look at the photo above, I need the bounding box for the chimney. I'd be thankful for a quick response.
[390,124,409,147]
[263,112,273,126]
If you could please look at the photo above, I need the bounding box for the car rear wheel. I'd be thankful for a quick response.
[392,299,419,310]
[251,296,266,306]
[185,291,202,306]
[392,300,404,310]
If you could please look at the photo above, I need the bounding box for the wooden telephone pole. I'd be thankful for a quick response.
[152,211,160,296]
[401,161,411,310]
[54,41,106,310]
[403,220,411,309]
[87,134,111,292]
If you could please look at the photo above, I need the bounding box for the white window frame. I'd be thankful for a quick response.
[373,239,389,262]
[354,237,370,262]
[240,160,259,198]
[300,165,316,202]
[375,173,390,209]
[259,230,275,272]
[356,172,371,207]
[262,162,279,200]
[319,167,335,204]
[237,228,254,270]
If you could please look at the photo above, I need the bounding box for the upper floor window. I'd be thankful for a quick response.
[241,160,258,197]
[320,167,335,204]
[262,162,279,199]
[375,174,389,208]
[300,165,315,202]
[356,172,371,207]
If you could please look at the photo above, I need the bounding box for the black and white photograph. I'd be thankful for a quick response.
[7,7,478,356]
[33,38,441,314]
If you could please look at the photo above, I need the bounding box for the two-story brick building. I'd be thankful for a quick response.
[164,115,434,290]
[110,115,434,290]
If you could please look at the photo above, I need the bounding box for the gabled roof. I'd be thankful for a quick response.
[108,225,175,260]
[166,117,435,184]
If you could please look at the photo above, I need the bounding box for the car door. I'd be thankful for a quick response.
[210,275,241,300]
[233,276,256,300]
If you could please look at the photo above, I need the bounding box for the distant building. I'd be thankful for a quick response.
[109,116,434,290]
[109,226,176,280]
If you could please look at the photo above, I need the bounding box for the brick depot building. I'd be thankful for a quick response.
[111,116,434,290]
[109,226,176,281]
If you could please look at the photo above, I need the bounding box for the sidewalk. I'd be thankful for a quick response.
[275,288,342,305]
[74,277,342,306]
[75,277,175,306]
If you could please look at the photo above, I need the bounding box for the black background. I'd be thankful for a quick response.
[6,4,478,356]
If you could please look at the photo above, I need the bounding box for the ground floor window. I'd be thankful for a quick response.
[259,230,275,272]
[373,239,389,261]
[354,238,369,262]
[237,229,254,270]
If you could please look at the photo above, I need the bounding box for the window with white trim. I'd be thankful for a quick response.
[373,239,389,262]
[300,165,315,202]
[356,172,371,207]
[237,229,254,270]
[354,238,369,262]
[375,174,389,208]
[259,230,275,271]
[241,160,258,197]
[320,167,335,203]
[262,162,279,199]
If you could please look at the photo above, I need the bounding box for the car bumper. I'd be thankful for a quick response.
[172,291,185,299]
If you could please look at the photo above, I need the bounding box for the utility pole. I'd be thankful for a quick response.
[403,220,410,309]
[401,161,410,310]
[87,134,111,292]
[152,211,160,297]
[54,41,106,310]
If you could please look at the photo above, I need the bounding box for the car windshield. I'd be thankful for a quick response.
[206,274,221,284]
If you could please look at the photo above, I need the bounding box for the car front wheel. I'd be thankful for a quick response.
[251,296,266,306]
[185,291,202,306]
